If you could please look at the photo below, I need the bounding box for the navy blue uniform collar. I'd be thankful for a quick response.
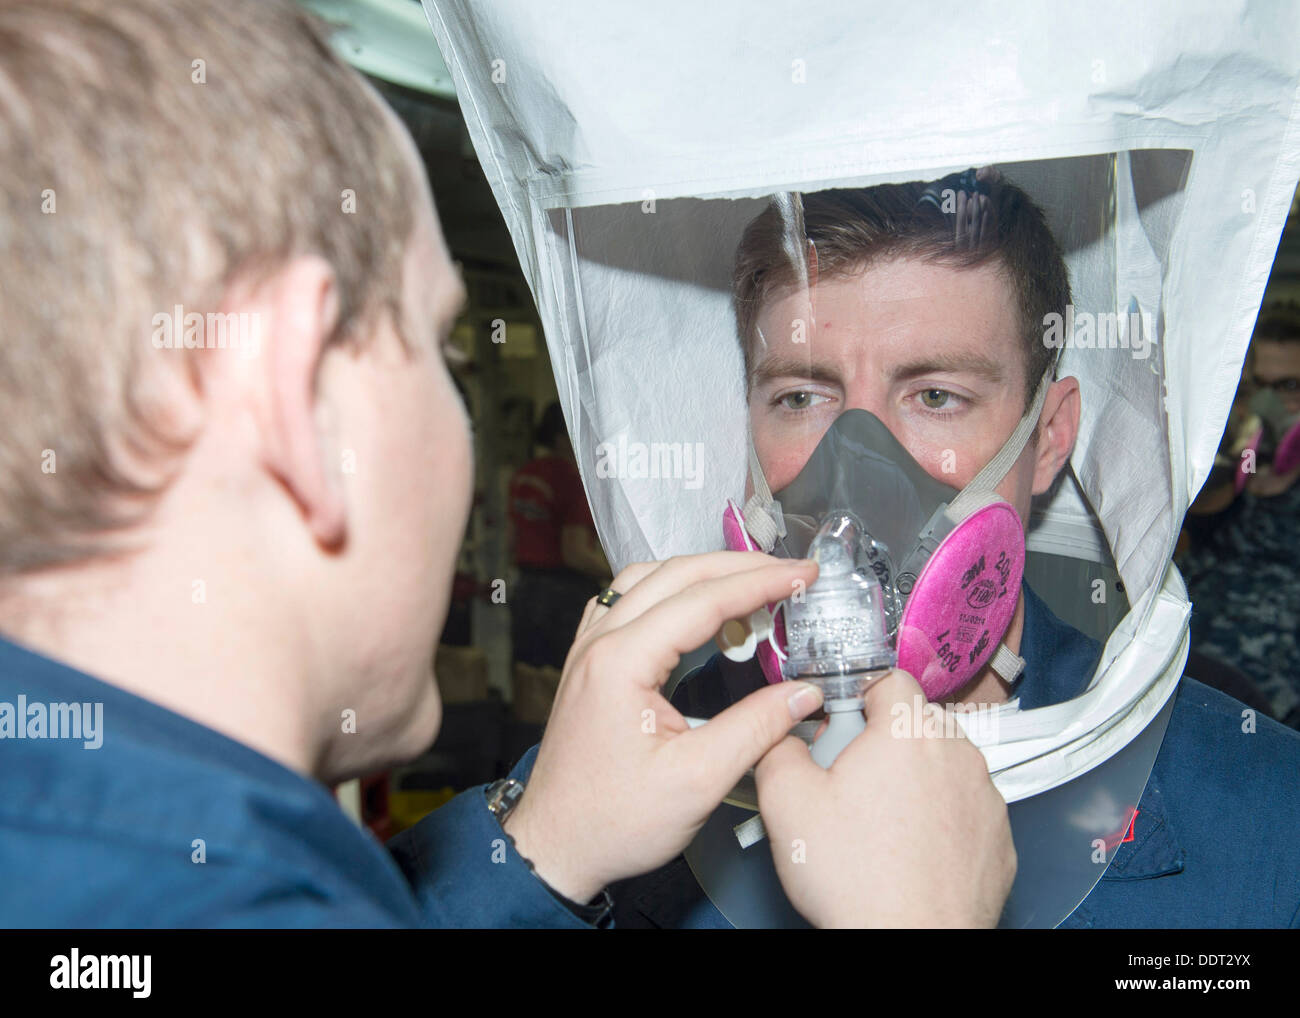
[1012,582,1100,709]
[1098,770,1184,880]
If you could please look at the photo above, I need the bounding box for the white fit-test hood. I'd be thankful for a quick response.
[419,0,1300,926]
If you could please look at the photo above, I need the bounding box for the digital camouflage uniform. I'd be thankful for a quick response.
[1177,482,1300,728]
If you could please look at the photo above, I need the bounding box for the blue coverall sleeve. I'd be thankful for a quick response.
[387,744,597,928]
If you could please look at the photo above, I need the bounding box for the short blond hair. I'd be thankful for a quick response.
[0,0,417,574]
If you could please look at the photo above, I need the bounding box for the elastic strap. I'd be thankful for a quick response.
[946,370,1054,524]
[742,437,784,551]
[990,643,1026,683]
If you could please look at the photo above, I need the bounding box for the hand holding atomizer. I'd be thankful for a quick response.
[714,508,1018,926]
[505,544,1014,926]
[502,551,826,905]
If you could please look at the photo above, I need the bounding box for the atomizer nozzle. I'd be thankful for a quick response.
[715,608,775,662]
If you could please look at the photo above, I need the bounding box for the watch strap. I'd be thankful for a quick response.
[483,780,614,928]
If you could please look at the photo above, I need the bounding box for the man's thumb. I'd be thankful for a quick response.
[672,681,822,803]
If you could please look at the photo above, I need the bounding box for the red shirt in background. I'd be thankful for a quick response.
[509,455,594,569]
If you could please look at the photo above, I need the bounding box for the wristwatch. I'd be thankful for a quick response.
[485,777,526,821]
[484,778,614,928]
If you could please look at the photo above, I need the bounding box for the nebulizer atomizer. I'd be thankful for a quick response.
[779,511,895,766]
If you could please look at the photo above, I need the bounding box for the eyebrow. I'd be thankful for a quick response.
[749,351,1007,387]
[886,353,1006,384]
[749,356,844,388]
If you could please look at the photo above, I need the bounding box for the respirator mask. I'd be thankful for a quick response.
[722,371,1053,724]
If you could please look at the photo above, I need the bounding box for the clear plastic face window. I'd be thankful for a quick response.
[552,153,1192,927]
[559,152,1189,673]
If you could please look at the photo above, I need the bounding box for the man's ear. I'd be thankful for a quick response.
[1031,376,1081,496]
[255,255,347,548]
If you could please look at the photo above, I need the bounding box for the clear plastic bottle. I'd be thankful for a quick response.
[782,510,896,766]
